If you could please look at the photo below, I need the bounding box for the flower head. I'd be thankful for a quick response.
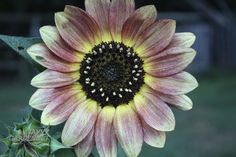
[27,0,198,156]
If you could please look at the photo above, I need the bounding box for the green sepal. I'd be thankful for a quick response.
[24,144,40,157]
[0,137,11,146]
[50,137,70,153]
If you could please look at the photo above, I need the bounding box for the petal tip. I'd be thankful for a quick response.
[186,105,193,111]
[184,32,196,47]
[30,76,38,87]
[190,33,196,43]
[55,12,67,23]
[148,5,157,12]
[39,25,50,33]
[39,25,57,37]
[165,117,176,132]
[26,44,37,55]
[192,77,199,90]
[41,115,51,126]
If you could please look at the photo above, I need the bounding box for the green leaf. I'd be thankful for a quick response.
[48,154,55,157]
[54,149,77,157]
[0,137,11,146]
[50,138,69,153]
[0,34,45,71]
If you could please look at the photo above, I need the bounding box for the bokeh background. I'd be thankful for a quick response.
[0,0,236,157]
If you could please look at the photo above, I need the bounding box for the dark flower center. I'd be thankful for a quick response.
[102,63,122,81]
[79,41,145,107]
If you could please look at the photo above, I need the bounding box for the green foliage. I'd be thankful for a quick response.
[50,138,69,154]
[54,149,77,157]
[0,35,45,72]
[0,116,68,157]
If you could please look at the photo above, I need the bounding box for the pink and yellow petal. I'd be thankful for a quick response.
[144,47,196,77]
[41,86,86,126]
[95,106,117,157]
[55,12,96,53]
[145,72,198,95]
[29,84,78,110]
[134,20,176,58]
[62,99,98,146]
[74,127,95,157]
[145,47,196,62]
[85,0,112,41]
[64,5,102,46]
[158,93,193,111]
[167,32,196,49]
[114,104,143,157]
[109,0,135,42]
[122,5,157,47]
[31,69,80,88]
[27,43,80,72]
[134,90,175,132]
[29,89,55,110]
[141,120,166,148]
[39,26,84,62]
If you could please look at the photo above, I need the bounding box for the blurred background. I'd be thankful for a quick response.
[0,0,236,156]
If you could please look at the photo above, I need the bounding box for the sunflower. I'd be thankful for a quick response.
[27,0,198,156]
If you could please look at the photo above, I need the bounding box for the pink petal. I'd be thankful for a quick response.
[95,106,117,157]
[64,5,102,46]
[41,87,86,126]
[141,120,166,148]
[27,43,80,72]
[114,105,143,157]
[109,0,135,42]
[167,33,196,49]
[29,89,54,110]
[62,99,98,146]
[85,0,112,41]
[134,20,176,58]
[144,47,196,77]
[31,69,80,88]
[39,26,84,63]
[146,46,196,61]
[134,91,175,132]
[145,72,198,95]
[55,11,99,53]
[122,5,157,47]
[75,127,95,157]
[158,93,193,111]
[29,85,78,110]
